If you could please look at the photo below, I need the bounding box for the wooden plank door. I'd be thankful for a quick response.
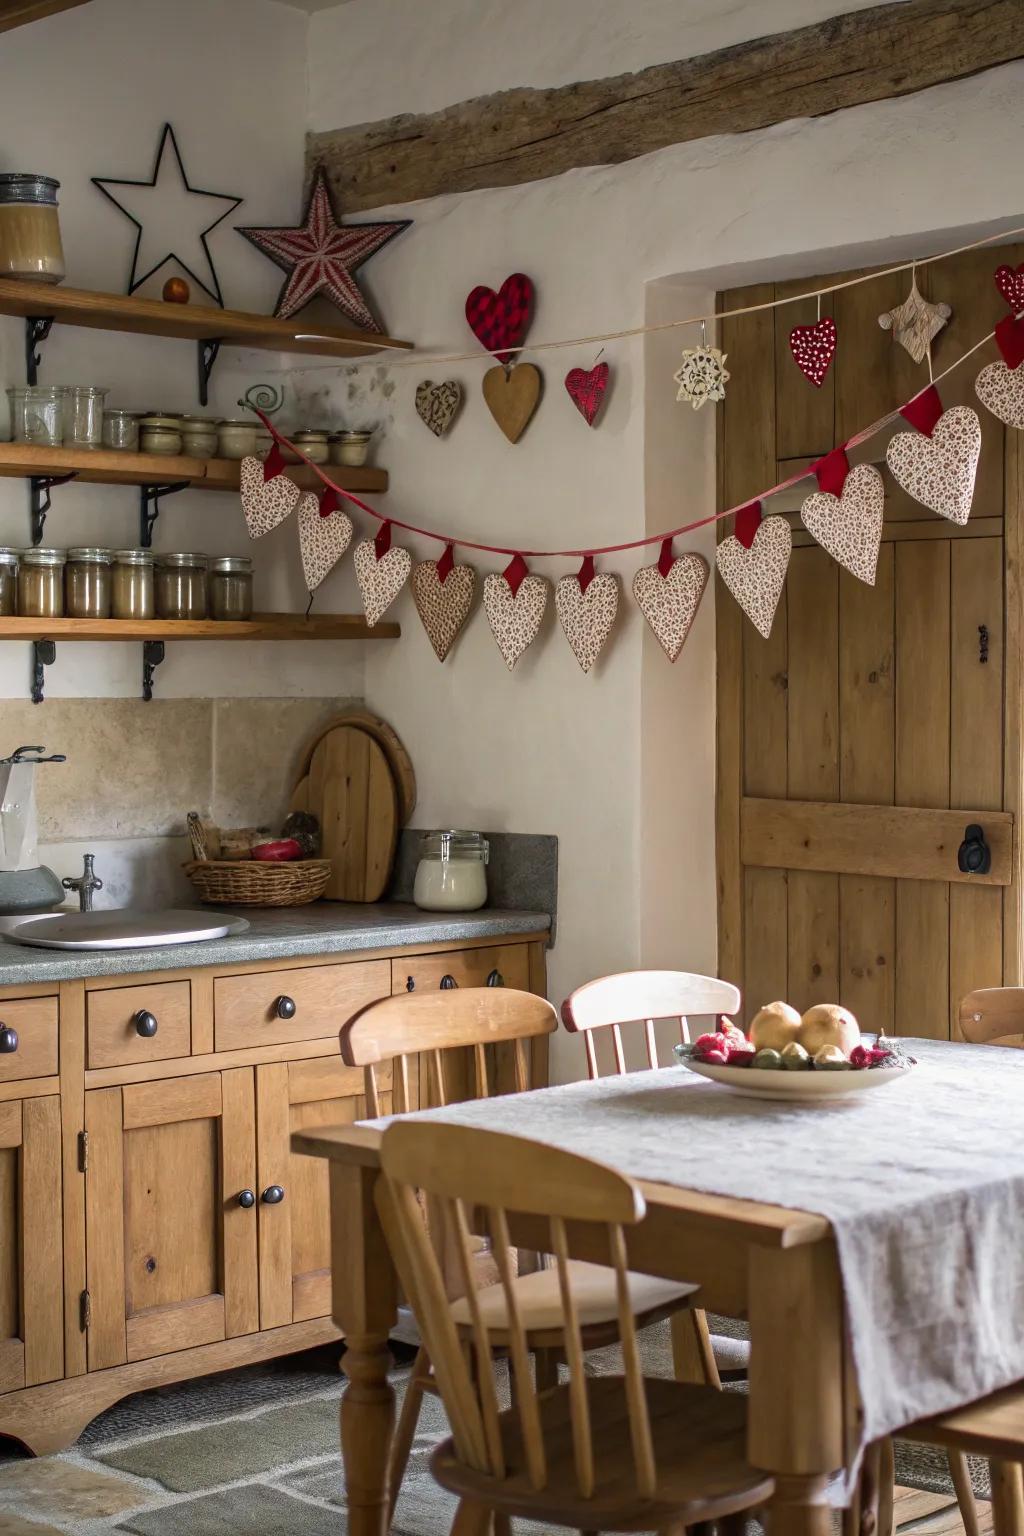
[84,1069,258,1370]
[0,1097,63,1392]
[717,243,1023,1036]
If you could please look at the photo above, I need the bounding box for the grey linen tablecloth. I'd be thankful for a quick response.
[409,1038,1024,1455]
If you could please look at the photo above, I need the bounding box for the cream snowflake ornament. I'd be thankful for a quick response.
[673,323,729,410]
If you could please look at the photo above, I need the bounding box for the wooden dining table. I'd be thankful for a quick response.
[295,1114,856,1536]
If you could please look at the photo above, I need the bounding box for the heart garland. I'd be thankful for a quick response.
[415,379,462,438]
[789,317,837,388]
[564,363,610,427]
[412,548,476,662]
[465,273,534,364]
[975,315,1024,431]
[482,363,541,443]
[799,457,884,586]
[995,264,1024,314]
[716,514,792,640]
[632,547,709,662]
[483,556,550,670]
[297,489,354,591]
[354,523,412,627]
[555,559,619,673]
[240,449,300,539]
[885,387,981,526]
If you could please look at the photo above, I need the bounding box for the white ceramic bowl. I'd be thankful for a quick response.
[679,1056,914,1101]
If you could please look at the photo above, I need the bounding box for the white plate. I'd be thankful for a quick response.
[7,909,250,950]
[680,1056,914,1101]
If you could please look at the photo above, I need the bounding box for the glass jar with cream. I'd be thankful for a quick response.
[413,830,489,912]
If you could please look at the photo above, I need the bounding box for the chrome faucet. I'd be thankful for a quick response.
[63,853,103,913]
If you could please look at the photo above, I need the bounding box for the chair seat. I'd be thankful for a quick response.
[432,1375,774,1532]
[449,1259,698,1345]
[904,1382,1024,1460]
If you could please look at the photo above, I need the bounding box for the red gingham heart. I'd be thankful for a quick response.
[564,362,610,427]
[789,317,837,388]
[995,264,1024,314]
[465,274,534,364]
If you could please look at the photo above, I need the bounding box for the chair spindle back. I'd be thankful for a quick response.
[562,969,741,1079]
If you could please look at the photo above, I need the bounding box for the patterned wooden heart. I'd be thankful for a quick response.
[555,572,619,673]
[885,406,981,526]
[799,464,884,585]
[482,363,541,443]
[632,553,708,662]
[715,516,792,639]
[788,317,837,388]
[411,559,476,661]
[297,493,354,591]
[465,273,534,364]
[976,361,1024,430]
[240,453,300,538]
[483,571,550,670]
[995,264,1024,313]
[564,363,610,427]
[415,379,462,438]
[354,538,412,626]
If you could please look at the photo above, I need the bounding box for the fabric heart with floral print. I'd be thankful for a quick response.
[555,568,619,672]
[354,538,412,626]
[483,561,549,670]
[885,405,981,526]
[297,493,354,591]
[800,464,884,585]
[715,516,792,639]
[240,450,300,539]
[632,553,708,662]
[412,558,476,661]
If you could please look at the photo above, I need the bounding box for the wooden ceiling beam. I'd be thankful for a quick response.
[0,0,91,33]
[309,0,1023,211]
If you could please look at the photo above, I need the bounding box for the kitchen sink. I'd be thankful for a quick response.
[2,909,250,950]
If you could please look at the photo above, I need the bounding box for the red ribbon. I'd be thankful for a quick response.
[657,538,674,578]
[504,553,529,596]
[437,543,455,583]
[900,385,944,437]
[262,443,287,483]
[318,485,340,518]
[995,314,1024,371]
[375,521,392,560]
[813,447,850,496]
[734,501,762,550]
[577,553,596,593]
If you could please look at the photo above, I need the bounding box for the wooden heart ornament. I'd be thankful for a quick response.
[885,405,981,526]
[555,567,619,673]
[716,516,792,639]
[800,464,884,586]
[789,317,837,388]
[412,557,476,662]
[465,273,534,363]
[564,363,609,427]
[297,492,354,591]
[354,536,412,626]
[632,553,708,662]
[483,560,550,670]
[415,379,462,438]
[482,363,541,443]
[240,451,300,538]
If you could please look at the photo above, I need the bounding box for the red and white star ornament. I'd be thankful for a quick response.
[885,385,981,525]
[237,166,410,331]
[353,521,412,627]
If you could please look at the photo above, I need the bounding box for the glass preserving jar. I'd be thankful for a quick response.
[155,552,208,619]
[111,549,155,619]
[413,830,489,912]
[0,549,17,616]
[63,386,108,449]
[216,419,258,460]
[18,547,65,617]
[102,409,139,452]
[8,385,65,446]
[180,416,217,458]
[0,174,65,284]
[209,556,253,621]
[65,547,112,618]
[291,429,330,464]
[329,430,373,467]
[139,415,183,455]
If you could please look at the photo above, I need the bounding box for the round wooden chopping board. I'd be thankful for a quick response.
[292,709,416,825]
[291,725,398,902]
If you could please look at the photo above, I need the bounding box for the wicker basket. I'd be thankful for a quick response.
[183,859,332,907]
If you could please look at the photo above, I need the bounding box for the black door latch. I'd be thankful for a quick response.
[957,824,991,875]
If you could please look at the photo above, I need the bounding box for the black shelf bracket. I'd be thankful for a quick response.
[31,639,56,704]
[29,472,77,545]
[139,481,189,547]
[25,316,53,385]
[197,339,222,406]
[142,640,165,702]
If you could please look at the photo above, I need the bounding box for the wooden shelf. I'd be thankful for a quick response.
[0,441,388,495]
[0,614,399,642]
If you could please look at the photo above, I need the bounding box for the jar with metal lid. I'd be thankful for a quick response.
[102,409,139,452]
[63,386,109,449]
[216,419,258,460]
[155,552,208,620]
[0,174,65,284]
[329,430,373,467]
[17,547,65,617]
[111,548,154,619]
[139,415,183,455]
[7,385,65,447]
[291,429,330,464]
[209,555,253,621]
[180,415,217,458]
[413,830,489,912]
[0,548,17,616]
[65,547,112,618]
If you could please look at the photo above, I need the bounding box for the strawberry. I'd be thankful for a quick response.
[701,1048,729,1065]
[694,1033,723,1053]
[725,1044,755,1068]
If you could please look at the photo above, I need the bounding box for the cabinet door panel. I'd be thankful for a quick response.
[0,1097,63,1390]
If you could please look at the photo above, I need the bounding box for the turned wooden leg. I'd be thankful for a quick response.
[670,1307,721,1388]
[386,1347,430,1526]
[948,1449,982,1536]
[450,1500,494,1535]
[768,1474,834,1536]
[877,1436,895,1536]
[341,1333,395,1536]
[991,1460,1024,1536]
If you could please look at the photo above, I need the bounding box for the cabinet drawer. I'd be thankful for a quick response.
[87,982,192,1069]
[214,961,390,1052]
[0,997,58,1083]
[393,944,530,997]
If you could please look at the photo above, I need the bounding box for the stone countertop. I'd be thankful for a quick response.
[0,904,552,988]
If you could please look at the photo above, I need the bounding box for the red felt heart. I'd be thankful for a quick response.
[789,317,837,388]
[465,274,534,364]
[995,314,1024,371]
[564,362,609,426]
[995,264,1024,314]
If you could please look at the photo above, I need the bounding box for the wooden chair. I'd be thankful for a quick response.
[340,987,701,1528]
[376,1119,775,1536]
[959,988,1024,1049]
[900,1390,1024,1536]
[561,968,745,1386]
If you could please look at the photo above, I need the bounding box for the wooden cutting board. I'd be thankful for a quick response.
[292,709,416,826]
[291,725,398,902]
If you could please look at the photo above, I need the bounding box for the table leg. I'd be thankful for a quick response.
[331,1162,398,1536]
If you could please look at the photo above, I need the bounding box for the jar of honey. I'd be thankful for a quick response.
[0,174,65,284]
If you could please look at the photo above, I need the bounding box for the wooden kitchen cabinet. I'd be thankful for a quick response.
[0,929,549,1455]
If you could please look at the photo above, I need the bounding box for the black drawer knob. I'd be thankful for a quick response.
[274,995,297,1020]
[237,1189,256,1209]
[486,969,505,988]
[134,1010,158,1038]
[439,975,458,990]
[0,1025,17,1054]
[261,1184,285,1205]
